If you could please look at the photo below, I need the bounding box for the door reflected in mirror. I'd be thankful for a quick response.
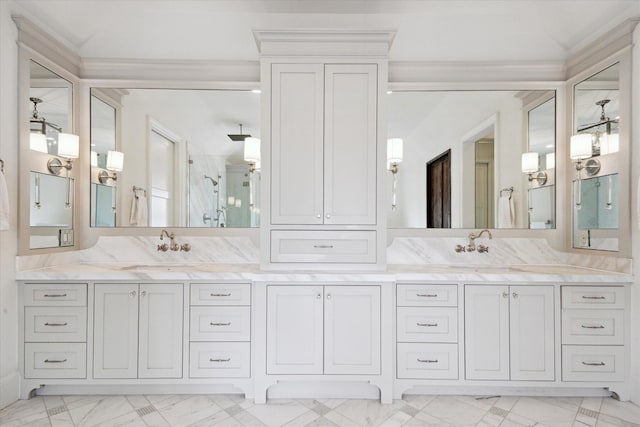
[90,88,261,228]
[387,90,555,229]
[573,174,618,251]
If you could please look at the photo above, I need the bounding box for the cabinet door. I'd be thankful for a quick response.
[271,64,324,225]
[324,285,380,374]
[324,64,377,225]
[138,284,183,379]
[266,285,324,374]
[510,285,555,381]
[94,284,138,379]
[465,285,510,380]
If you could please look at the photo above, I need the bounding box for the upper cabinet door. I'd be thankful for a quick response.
[138,284,183,379]
[271,64,325,225]
[324,65,377,225]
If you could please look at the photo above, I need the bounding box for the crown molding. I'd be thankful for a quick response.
[253,29,396,57]
[80,58,260,83]
[388,61,566,83]
[566,18,640,79]
[12,15,81,77]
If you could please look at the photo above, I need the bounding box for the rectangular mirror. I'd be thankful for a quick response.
[89,88,261,228]
[572,63,619,251]
[387,90,555,229]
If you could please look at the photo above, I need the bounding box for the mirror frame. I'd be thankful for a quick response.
[386,82,566,245]
[18,47,81,255]
[566,53,631,257]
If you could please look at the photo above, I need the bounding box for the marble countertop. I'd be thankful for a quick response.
[15,262,632,283]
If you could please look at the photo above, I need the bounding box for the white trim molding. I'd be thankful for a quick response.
[0,371,20,409]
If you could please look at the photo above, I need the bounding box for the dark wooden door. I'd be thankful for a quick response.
[427,150,451,228]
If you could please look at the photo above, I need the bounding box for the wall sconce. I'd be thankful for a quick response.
[98,150,124,183]
[521,152,547,185]
[29,97,59,154]
[47,133,80,175]
[387,138,403,210]
[545,153,555,170]
[91,151,98,168]
[570,134,600,176]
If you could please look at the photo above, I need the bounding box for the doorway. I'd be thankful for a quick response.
[426,150,451,228]
[474,139,495,229]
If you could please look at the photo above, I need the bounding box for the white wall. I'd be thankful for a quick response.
[630,24,640,405]
[0,0,20,409]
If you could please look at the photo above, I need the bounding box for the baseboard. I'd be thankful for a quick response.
[630,373,640,405]
[0,371,20,409]
[267,381,380,400]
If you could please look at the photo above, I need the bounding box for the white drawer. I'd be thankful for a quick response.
[562,310,624,345]
[561,286,624,309]
[24,284,87,307]
[189,342,250,378]
[190,306,250,342]
[190,284,251,306]
[271,230,376,263]
[397,307,457,343]
[397,284,457,307]
[24,343,86,379]
[562,345,624,382]
[397,343,458,380]
[24,307,87,343]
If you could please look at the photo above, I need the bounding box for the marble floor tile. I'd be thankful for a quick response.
[75,396,136,427]
[49,411,74,427]
[377,411,411,427]
[600,398,640,424]
[332,398,407,426]
[155,395,224,427]
[0,397,48,425]
[233,409,268,427]
[493,395,520,412]
[402,395,436,410]
[184,410,234,427]
[322,410,361,427]
[421,396,488,425]
[301,416,338,427]
[510,396,579,427]
[281,410,320,426]
[245,399,309,426]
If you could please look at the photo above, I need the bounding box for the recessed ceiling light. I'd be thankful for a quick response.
[251,89,261,94]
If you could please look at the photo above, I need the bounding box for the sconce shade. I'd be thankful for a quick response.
[106,150,124,172]
[570,134,592,160]
[90,151,98,167]
[600,133,619,155]
[244,137,261,163]
[545,152,555,170]
[57,133,80,159]
[521,152,539,173]
[387,138,403,163]
[30,133,48,153]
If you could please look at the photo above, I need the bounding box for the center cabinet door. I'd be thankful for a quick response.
[267,285,324,374]
[271,64,324,225]
[324,285,380,374]
[138,284,183,378]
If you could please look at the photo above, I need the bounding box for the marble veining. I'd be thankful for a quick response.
[1,395,638,427]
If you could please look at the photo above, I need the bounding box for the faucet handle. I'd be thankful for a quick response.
[157,243,168,252]
[180,243,191,252]
[170,243,180,251]
[455,244,466,253]
[477,244,489,253]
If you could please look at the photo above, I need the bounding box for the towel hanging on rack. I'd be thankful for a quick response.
[497,193,515,228]
[130,186,148,226]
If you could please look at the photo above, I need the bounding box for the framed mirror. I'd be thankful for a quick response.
[572,63,620,251]
[89,88,261,228]
[27,59,76,250]
[387,90,556,229]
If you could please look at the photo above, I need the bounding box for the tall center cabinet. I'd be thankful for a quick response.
[257,30,393,268]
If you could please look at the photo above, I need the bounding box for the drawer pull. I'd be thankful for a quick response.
[44,358,67,363]
[581,296,605,300]
[210,322,231,326]
[313,245,334,249]
[582,361,605,366]
[210,358,231,363]
[416,294,438,298]
[581,324,605,329]
[417,358,438,363]
[44,322,68,327]
[210,293,231,297]
[417,322,438,327]
[43,294,67,298]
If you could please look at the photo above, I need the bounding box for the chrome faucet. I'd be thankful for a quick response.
[467,229,492,252]
[159,229,179,251]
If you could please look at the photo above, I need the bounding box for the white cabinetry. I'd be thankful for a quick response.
[266,285,380,375]
[94,283,183,379]
[270,64,377,226]
[465,285,554,381]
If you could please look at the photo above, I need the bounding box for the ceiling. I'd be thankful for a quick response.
[11,0,640,63]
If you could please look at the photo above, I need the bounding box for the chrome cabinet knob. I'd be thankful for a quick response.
[325,213,331,219]
[141,290,147,297]
[502,291,509,298]
[316,293,322,299]
[316,214,321,219]
[512,291,519,299]
[326,293,332,300]
[129,290,137,298]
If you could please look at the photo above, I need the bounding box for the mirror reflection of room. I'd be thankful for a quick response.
[89,88,261,228]
[387,90,555,229]
[571,62,620,251]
